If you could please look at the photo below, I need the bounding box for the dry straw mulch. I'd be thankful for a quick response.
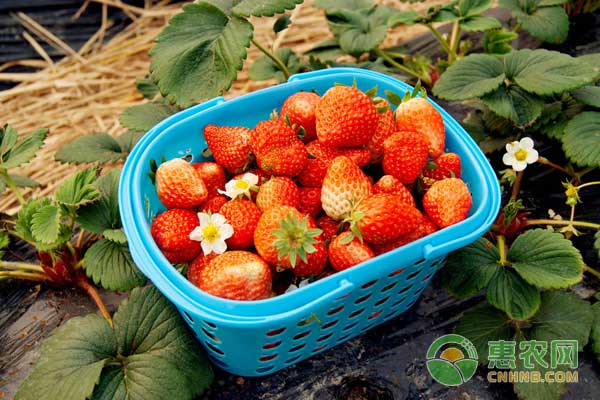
[0,0,443,214]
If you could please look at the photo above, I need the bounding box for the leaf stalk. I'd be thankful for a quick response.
[251,38,290,80]
[0,170,26,205]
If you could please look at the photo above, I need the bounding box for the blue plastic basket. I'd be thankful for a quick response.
[119,68,500,377]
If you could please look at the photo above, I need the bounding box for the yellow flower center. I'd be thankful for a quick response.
[515,148,528,162]
[202,224,220,242]
[235,180,249,190]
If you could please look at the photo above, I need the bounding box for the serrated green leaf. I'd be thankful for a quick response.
[458,0,493,16]
[55,133,125,164]
[106,286,213,399]
[538,0,568,5]
[591,301,600,361]
[578,53,600,77]
[31,204,62,245]
[542,117,568,140]
[115,130,144,154]
[508,229,583,289]
[433,54,505,101]
[388,10,421,26]
[15,314,116,400]
[249,48,304,83]
[135,77,159,99]
[274,14,292,33]
[149,3,252,107]
[0,125,18,159]
[103,228,127,244]
[483,28,518,55]
[460,15,502,31]
[5,174,39,188]
[481,86,544,126]
[55,168,100,207]
[2,128,47,169]
[571,86,600,108]
[455,303,514,363]
[498,0,522,12]
[441,237,500,298]
[84,239,145,291]
[304,39,346,61]
[519,6,569,44]
[313,0,373,11]
[232,0,302,17]
[563,111,600,167]
[77,169,121,234]
[505,49,595,96]
[119,102,178,133]
[486,267,540,320]
[431,8,461,22]
[16,198,51,243]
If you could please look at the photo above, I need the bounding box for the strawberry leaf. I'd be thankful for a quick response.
[119,102,178,133]
[84,239,145,291]
[1,128,47,170]
[563,111,600,167]
[508,229,583,289]
[459,15,501,31]
[55,133,125,164]
[0,125,18,159]
[313,0,373,11]
[31,204,63,245]
[135,77,159,99]
[103,228,127,244]
[115,130,144,153]
[249,48,304,83]
[571,86,600,108]
[483,28,518,56]
[387,10,421,26]
[590,301,600,361]
[433,54,505,101]
[149,3,252,107]
[481,85,544,126]
[486,267,540,320]
[274,14,292,33]
[457,0,493,17]
[55,168,100,207]
[77,169,121,234]
[232,0,303,17]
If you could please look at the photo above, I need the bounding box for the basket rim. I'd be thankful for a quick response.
[119,67,501,325]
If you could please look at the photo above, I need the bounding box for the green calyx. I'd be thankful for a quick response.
[343,208,365,244]
[272,214,323,267]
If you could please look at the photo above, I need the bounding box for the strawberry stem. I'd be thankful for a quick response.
[77,278,113,327]
[425,24,457,62]
[584,264,600,280]
[251,38,290,80]
[510,170,524,201]
[497,235,508,266]
[525,219,600,230]
[0,170,26,205]
[0,270,50,282]
[1,260,45,273]
[375,48,432,86]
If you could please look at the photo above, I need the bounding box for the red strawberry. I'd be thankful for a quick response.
[204,125,252,174]
[316,85,379,147]
[280,91,321,142]
[423,152,462,180]
[316,215,341,244]
[372,175,416,208]
[254,206,323,269]
[197,251,272,300]
[187,253,217,287]
[395,97,445,158]
[256,177,300,212]
[371,212,438,255]
[219,199,262,249]
[423,178,472,228]
[321,156,372,220]
[382,131,429,184]
[298,187,322,218]
[155,158,208,209]
[367,99,396,163]
[250,119,296,157]
[339,147,370,167]
[290,240,327,277]
[257,140,307,177]
[328,232,374,272]
[192,162,226,196]
[297,141,336,188]
[201,194,228,214]
[151,208,200,263]
[351,193,419,245]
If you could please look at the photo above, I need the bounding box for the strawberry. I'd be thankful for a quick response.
[192,162,226,196]
[423,178,472,228]
[339,147,370,167]
[395,97,445,158]
[196,251,272,300]
[321,156,372,220]
[367,99,396,163]
[155,158,208,209]
[298,187,322,218]
[372,175,416,208]
[423,152,462,180]
[254,206,323,269]
[256,177,300,212]
[328,231,374,272]
[371,212,437,255]
[204,125,252,174]
[151,209,200,263]
[250,119,296,157]
[219,199,262,249]
[280,91,321,143]
[316,215,340,244]
[290,240,327,277]
[257,140,307,177]
[351,193,419,245]
[316,85,379,147]
[382,131,429,184]
[187,252,217,287]
[201,194,228,214]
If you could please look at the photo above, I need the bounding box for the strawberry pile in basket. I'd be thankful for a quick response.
[150,84,472,301]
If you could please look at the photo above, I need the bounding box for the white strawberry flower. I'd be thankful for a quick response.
[502,137,539,172]
[218,172,259,199]
[189,212,234,255]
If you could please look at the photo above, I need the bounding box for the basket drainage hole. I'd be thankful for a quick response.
[259,354,278,362]
[388,268,404,277]
[286,355,301,364]
[322,320,339,329]
[317,333,333,342]
[313,345,326,353]
[354,294,371,304]
[361,280,378,289]
[205,342,224,356]
[407,270,420,280]
[293,331,310,340]
[348,308,365,318]
[327,306,344,316]
[202,328,220,343]
[422,274,433,282]
[290,343,306,353]
[256,366,275,373]
[369,310,382,319]
[398,285,412,295]
[202,320,216,329]
[262,341,282,350]
[381,282,397,292]
[266,327,286,337]
[374,297,390,307]
[182,311,194,325]
[337,333,351,343]
[343,321,359,331]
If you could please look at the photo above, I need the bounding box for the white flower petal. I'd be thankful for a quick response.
[513,160,528,171]
[502,153,516,166]
[285,284,299,293]
[220,223,234,239]
[244,173,259,185]
[213,239,227,254]
[526,149,539,164]
[189,227,203,242]
[211,213,227,226]
[506,141,518,154]
[520,137,534,150]
[201,240,214,255]
[198,212,211,227]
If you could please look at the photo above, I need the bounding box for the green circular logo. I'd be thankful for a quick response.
[426,334,479,386]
